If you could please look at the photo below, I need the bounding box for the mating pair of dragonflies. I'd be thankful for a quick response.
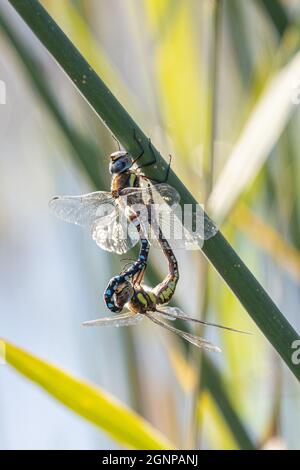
[50,133,247,352]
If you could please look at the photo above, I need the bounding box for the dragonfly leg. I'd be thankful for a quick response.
[139,140,172,183]
[132,131,172,183]
[132,130,163,172]
[134,137,157,170]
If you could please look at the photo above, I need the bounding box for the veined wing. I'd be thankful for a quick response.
[120,183,191,252]
[156,306,250,334]
[49,191,115,227]
[145,312,221,353]
[50,191,139,254]
[91,204,140,254]
[82,312,142,327]
[147,205,218,247]
[185,206,218,241]
[120,183,189,249]
[140,205,199,250]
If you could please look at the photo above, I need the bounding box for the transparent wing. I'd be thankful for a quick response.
[49,191,115,227]
[91,204,140,254]
[120,184,189,249]
[146,312,221,353]
[156,306,250,334]
[186,207,218,241]
[82,312,142,327]
[140,206,199,250]
[120,184,218,249]
[50,191,139,254]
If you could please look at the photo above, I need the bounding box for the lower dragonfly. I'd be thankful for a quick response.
[83,224,248,352]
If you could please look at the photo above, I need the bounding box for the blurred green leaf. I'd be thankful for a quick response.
[201,354,256,449]
[258,0,290,37]
[225,0,253,88]
[208,49,300,223]
[231,202,300,284]
[0,339,174,450]
[8,0,300,383]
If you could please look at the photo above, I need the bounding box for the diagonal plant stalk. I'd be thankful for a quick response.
[0,7,255,449]
[208,48,300,224]
[7,0,300,381]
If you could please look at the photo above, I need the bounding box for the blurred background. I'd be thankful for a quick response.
[0,0,300,450]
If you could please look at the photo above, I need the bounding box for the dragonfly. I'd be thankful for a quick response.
[49,132,218,255]
[84,222,248,352]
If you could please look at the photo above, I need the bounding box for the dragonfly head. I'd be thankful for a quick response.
[114,281,134,308]
[109,151,133,174]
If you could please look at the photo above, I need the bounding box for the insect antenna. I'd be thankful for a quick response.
[145,312,221,352]
[120,258,137,273]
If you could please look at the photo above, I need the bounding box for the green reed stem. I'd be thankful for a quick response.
[7,0,300,384]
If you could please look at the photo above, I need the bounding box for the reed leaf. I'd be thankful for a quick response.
[208,49,300,223]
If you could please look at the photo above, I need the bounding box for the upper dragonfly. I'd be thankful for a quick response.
[49,133,218,254]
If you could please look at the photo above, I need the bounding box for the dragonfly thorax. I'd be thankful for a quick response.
[127,287,157,314]
[109,151,133,174]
